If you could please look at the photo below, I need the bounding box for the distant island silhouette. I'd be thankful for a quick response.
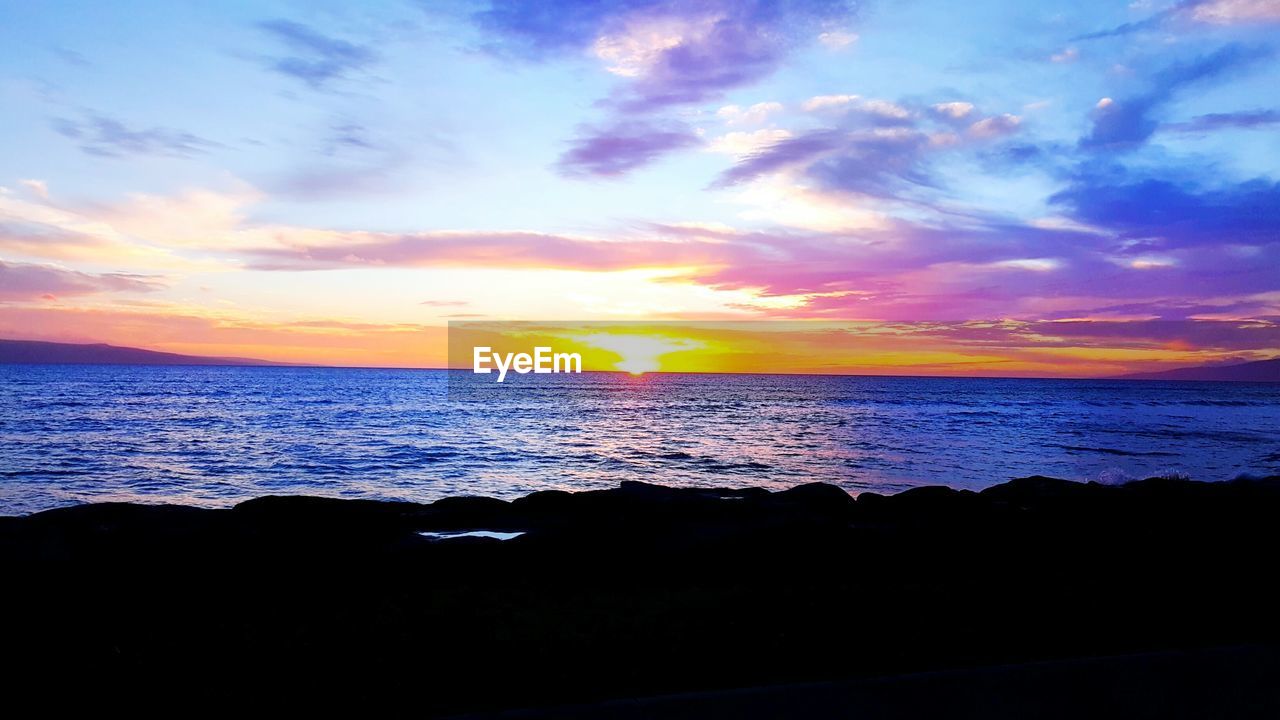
[1111,356,1280,383]
[0,338,293,367]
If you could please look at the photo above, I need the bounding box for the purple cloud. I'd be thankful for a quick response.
[1074,0,1280,40]
[0,261,163,300]
[1025,319,1280,351]
[806,130,935,198]
[473,0,656,56]
[475,2,857,177]
[1164,109,1280,132]
[240,207,1279,323]
[258,20,375,89]
[52,113,217,158]
[245,228,742,271]
[713,101,1020,198]
[475,1,857,111]
[712,130,845,187]
[1072,0,1198,41]
[1050,169,1280,248]
[0,221,106,258]
[610,9,798,112]
[1045,299,1279,322]
[1080,44,1269,150]
[557,120,700,178]
[905,319,1280,354]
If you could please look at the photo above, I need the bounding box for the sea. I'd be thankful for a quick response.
[1,364,1278,514]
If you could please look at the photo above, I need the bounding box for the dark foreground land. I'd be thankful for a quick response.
[3,476,1279,717]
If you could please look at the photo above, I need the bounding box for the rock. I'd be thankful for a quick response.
[3,475,1279,716]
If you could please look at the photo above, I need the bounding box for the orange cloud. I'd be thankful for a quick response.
[0,305,447,367]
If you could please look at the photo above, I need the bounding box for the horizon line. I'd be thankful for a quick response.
[4,337,1276,383]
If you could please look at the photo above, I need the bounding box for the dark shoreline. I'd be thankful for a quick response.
[4,475,1280,716]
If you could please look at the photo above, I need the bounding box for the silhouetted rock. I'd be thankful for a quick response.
[979,475,1101,502]
[3,474,1279,716]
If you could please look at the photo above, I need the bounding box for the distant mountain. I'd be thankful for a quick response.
[0,339,294,367]
[1112,357,1280,383]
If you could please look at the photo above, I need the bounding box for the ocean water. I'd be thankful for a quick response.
[1,364,1278,514]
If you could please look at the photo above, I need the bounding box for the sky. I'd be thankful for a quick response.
[0,0,1278,375]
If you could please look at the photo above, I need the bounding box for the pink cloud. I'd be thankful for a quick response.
[0,260,164,301]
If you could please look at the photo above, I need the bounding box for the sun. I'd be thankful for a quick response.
[570,332,703,375]
[618,358,659,375]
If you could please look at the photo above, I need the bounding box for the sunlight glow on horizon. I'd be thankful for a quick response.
[567,332,707,374]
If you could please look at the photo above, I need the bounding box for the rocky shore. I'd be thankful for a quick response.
[3,475,1279,717]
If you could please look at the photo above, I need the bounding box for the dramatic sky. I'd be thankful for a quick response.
[1,0,1278,374]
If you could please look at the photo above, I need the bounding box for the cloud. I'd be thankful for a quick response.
[0,219,112,261]
[324,121,379,154]
[705,128,793,159]
[1072,5,1180,41]
[32,170,1262,327]
[9,302,1273,373]
[715,101,784,126]
[258,19,376,89]
[87,184,261,248]
[1049,167,1280,249]
[19,180,49,200]
[475,2,856,177]
[1072,1,1208,41]
[817,30,858,49]
[1079,44,1270,150]
[266,119,421,200]
[1045,298,1280,321]
[251,218,1091,320]
[712,93,1026,207]
[1025,318,1280,351]
[887,319,1280,360]
[52,46,91,67]
[474,0,857,111]
[967,113,1022,138]
[0,189,131,261]
[0,260,163,301]
[930,102,975,120]
[0,304,449,367]
[802,94,858,112]
[0,181,262,267]
[557,120,701,177]
[238,220,1039,316]
[802,95,911,120]
[804,129,937,197]
[244,228,743,272]
[12,137,1269,331]
[1075,0,1280,40]
[1190,0,1280,25]
[52,114,218,158]
[7,137,1272,332]
[726,173,889,232]
[712,129,845,187]
[713,126,938,200]
[1163,109,1280,131]
[1049,47,1079,63]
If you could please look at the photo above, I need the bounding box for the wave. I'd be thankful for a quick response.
[1050,444,1178,457]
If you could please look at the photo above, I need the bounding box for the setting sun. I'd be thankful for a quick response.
[568,332,705,375]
